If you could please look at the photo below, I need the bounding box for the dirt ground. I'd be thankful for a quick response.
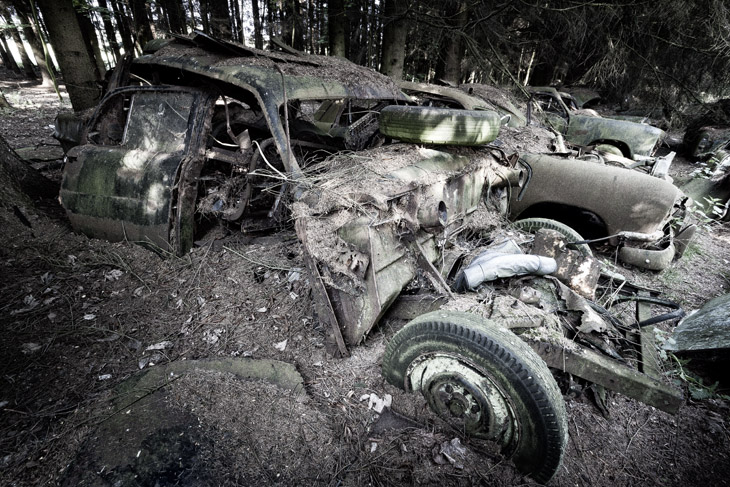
[1,77,729,487]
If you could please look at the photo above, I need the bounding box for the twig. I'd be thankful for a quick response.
[223,245,293,271]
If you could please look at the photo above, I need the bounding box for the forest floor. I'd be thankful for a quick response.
[1,77,729,487]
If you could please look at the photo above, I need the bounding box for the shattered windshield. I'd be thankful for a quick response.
[123,92,193,153]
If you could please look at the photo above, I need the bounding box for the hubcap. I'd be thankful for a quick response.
[407,353,517,446]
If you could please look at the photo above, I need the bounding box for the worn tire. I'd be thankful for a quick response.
[513,217,592,257]
[382,310,567,484]
[379,105,500,146]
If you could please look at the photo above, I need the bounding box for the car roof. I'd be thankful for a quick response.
[133,32,409,107]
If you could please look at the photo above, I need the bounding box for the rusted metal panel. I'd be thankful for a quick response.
[510,153,682,236]
[59,87,215,254]
[529,340,683,414]
[566,115,664,159]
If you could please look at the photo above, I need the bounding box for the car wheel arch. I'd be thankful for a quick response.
[512,202,609,241]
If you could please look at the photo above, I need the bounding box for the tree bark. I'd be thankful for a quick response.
[75,3,107,74]
[435,1,468,84]
[0,11,37,79]
[35,0,101,111]
[282,0,303,50]
[0,34,20,73]
[209,0,231,39]
[162,0,187,34]
[130,0,154,49]
[94,0,121,62]
[328,0,346,57]
[110,0,135,56]
[10,1,54,86]
[199,0,210,34]
[251,0,263,49]
[379,0,407,80]
[231,0,242,42]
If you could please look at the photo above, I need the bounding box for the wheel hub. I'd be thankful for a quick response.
[407,353,517,444]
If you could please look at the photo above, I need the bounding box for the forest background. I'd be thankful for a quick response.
[0,0,729,116]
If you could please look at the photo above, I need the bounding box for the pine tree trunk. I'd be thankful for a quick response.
[130,0,154,49]
[10,3,54,86]
[435,1,468,84]
[75,5,107,74]
[0,133,57,203]
[231,0,242,42]
[111,0,135,56]
[251,0,263,49]
[379,0,407,80]
[162,0,187,34]
[0,29,21,73]
[328,0,346,57]
[209,0,231,39]
[1,11,37,80]
[35,0,101,111]
[95,0,121,62]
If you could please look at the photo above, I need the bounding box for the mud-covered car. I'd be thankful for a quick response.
[57,33,688,484]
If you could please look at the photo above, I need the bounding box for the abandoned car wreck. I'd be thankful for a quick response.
[54,33,697,483]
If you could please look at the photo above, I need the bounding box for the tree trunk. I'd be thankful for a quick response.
[199,0,210,33]
[251,0,263,49]
[75,4,107,74]
[231,0,242,42]
[435,1,468,84]
[379,0,407,80]
[35,0,101,111]
[282,0,303,50]
[209,0,231,39]
[94,0,121,62]
[10,1,54,86]
[130,0,154,49]
[266,0,276,42]
[328,0,346,57]
[111,0,135,56]
[1,11,37,79]
[0,20,20,73]
[163,0,187,35]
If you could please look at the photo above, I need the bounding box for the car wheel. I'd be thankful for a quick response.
[382,310,567,483]
[512,217,592,256]
[379,105,500,146]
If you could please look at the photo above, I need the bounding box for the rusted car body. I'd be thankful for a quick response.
[57,33,687,484]
[60,33,408,254]
[400,81,525,127]
[528,86,664,159]
[563,86,601,109]
[510,153,693,269]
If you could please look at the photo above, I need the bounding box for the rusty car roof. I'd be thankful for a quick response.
[133,32,409,106]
